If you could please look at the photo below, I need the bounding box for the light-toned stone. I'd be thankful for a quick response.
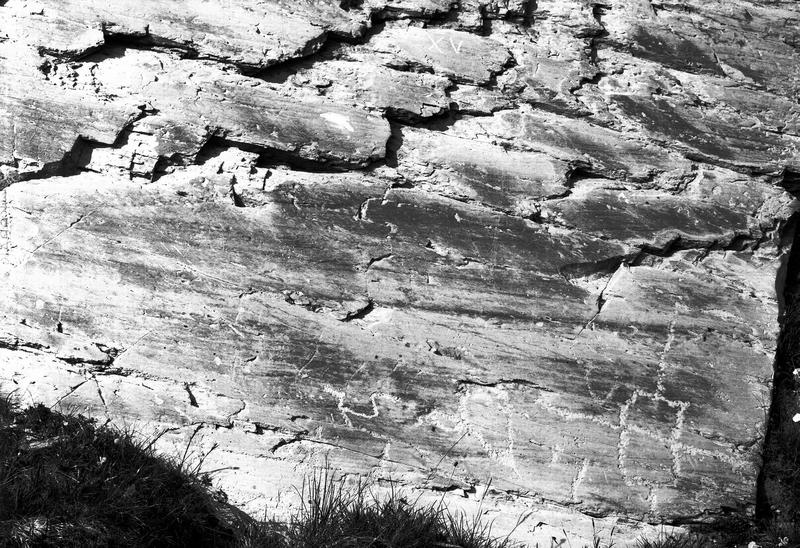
[2,0,799,544]
[369,26,513,84]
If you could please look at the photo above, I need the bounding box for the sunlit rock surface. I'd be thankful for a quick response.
[1,0,799,543]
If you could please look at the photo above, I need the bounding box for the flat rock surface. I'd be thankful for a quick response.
[1,0,799,544]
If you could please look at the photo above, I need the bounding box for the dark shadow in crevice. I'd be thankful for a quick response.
[756,168,800,524]
[384,122,404,168]
[73,31,341,83]
[339,0,365,11]
[775,214,800,323]
[194,135,356,175]
[521,0,537,27]
[19,136,99,182]
[564,164,610,185]
[249,37,345,84]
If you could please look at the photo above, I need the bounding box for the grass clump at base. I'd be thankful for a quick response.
[0,396,238,547]
[0,396,520,547]
[3,394,789,547]
[634,532,711,548]
[243,468,520,548]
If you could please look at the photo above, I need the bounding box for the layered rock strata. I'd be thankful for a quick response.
[1,0,799,543]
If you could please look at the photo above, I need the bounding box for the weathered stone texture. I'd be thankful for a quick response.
[1,0,799,544]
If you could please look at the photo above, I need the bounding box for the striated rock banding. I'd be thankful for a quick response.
[1,0,799,543]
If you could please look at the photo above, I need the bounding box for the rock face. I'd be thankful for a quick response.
[1,0,799,543]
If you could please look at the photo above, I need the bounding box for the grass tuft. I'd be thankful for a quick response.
[243,465,522,548]
[0,396,521,547]
[0,396,236,547]
[4,393,794,547]
[635,532,710,548]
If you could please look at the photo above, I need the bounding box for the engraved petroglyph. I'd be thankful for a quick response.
[0,0,796,542]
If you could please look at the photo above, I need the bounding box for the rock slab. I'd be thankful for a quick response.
[1,0,799,544]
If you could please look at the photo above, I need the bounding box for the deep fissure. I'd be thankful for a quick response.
[757,175,800,523]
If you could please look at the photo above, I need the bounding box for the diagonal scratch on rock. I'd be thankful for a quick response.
[18,209,97,265]
[51,379,91,408]
[295,344,319,378]
[573,260,629,338]
[92,375,109,417]
[114,329,156,363]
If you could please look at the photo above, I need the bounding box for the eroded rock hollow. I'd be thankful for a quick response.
[1,0,799,543]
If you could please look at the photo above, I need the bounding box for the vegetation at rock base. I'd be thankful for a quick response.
[0,393,796,548]
[239,468,522,548]
[0,395,521,547]
[0,395,239,547]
